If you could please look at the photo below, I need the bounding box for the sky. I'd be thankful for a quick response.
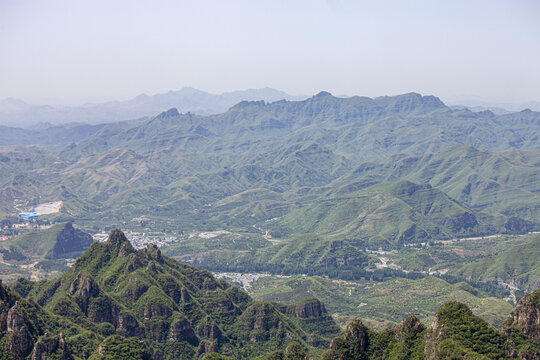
[1,0,540,105]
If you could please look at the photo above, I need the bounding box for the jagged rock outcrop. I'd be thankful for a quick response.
[144,320,170,342]
[0,280,76,360]
[392,315,425,343]
[143,300,173,319]
[1,282,34,358]
[31,333,73,360]
[196,340,219,357]
[5,303,35,357]
[424,301,510,359]
[116,311,143,338]
[69,271,100,314]
[145,243,163,262]
[241,303,281,332]
[121,277,149,301]
[155,108,180,119]
[502,291,540,359]
[7,230,339,359]
[343,320,369,357]
[197,316,223,341]
[319,298,539,360]
[180,287,191,302]
[107,229,136,257]
[503,290,540,342]
[147,260,158,272]
[125,252,143,273]
[323,319,370,360]
[169,316,199,345]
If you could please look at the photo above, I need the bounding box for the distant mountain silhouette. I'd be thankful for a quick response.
[0,87,305,127]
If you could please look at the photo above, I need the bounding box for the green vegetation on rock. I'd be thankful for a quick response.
[8,230,340,359]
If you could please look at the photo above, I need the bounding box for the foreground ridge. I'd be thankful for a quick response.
[314,291,539,360]
[1,230,538,359]
[3,230,339,359]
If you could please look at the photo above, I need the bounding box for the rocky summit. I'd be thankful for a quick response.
[4,230,340,360]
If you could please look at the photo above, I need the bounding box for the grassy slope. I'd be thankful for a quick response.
[2,223,66,258]
[454,235,540,292]
[266,180,498,248]
[1,94,539,235]
[0,222,94,282]
[0,223,68,282]
[390,233,540,292]
[341,145,540,222]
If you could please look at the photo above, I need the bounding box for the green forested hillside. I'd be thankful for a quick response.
[2,231,539,359]
[1,222,92,259]
[259,291,540,360]
[0,93,538,240]
[249,275,514,330]
[342,145,540,222]
[453,235,540,292]
[0,92,538,326]
[9,230,340,359]
[266,181,501,247]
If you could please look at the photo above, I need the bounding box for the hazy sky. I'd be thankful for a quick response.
[1,0,540,104]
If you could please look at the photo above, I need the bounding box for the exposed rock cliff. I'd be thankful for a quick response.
[0,280,74,360]
[503,290,540,342]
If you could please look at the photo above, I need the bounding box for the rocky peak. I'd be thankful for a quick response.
[231,100,266,110]
[180,287,191,302]
[155,108,180,119]
[503,290,540,341]
[106,229,135,257]
[145,244,163,263]
[125,252,143,273]
[343,319,369,355]
[393,315,425,343]
[31,333,73,360]
[7,301,27,332]
[326,319,370,360]
[169,316,199,346]
[197,316,222,340]
[5,301,36,357]
[313,91,333,98]
[381,92,446,114]
[241,303,281,333]
[69,272,100,314]
[424,301,510,360]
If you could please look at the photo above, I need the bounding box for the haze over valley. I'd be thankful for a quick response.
[1,1,539,359]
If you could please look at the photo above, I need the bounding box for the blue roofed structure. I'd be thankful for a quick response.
[18,212,38,219]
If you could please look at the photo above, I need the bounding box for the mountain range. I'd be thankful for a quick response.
[0,87,305,128]
[0,90,539,359]
[0,91,538,296]
[1,92,538,235]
